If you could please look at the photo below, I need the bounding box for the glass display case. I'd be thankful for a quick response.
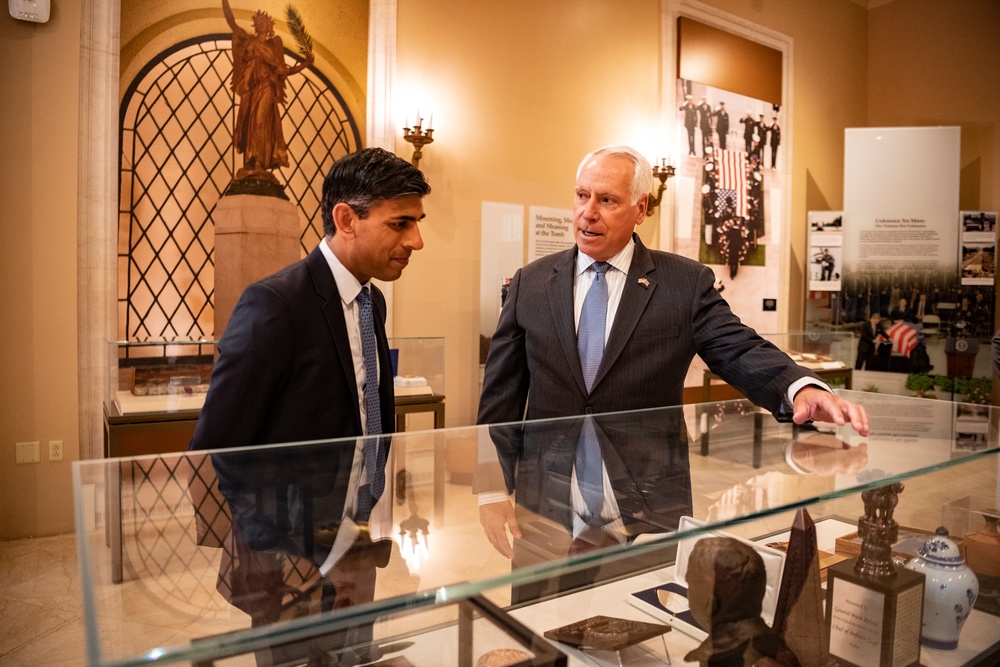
[75,390,1000,666]
[389,336,445,397]
[107,340,218,415]
[103,340,218,460]
[701,331,856,403]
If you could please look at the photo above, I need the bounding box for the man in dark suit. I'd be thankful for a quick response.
[476,146,868,594]
[189,147,430,664]
[856,312,887,370]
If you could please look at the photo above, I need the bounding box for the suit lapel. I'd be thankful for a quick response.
[546,249,589,396]
[307,247,363,432]
[593,237,656,391]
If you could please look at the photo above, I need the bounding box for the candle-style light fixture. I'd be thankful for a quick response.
[402,111,434,168]
[646,157,676,217]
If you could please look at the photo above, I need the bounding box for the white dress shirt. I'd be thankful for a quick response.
[317,240,388,573]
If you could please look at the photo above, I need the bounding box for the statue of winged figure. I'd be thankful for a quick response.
[222,0,314,186]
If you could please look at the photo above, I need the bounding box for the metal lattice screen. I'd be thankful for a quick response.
[119,36,361,342]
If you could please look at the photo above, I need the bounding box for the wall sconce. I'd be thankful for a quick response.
[646,158,675,217]
[403,111,435,168]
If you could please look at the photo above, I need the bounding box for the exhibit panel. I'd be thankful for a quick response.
[74,391,1000,666]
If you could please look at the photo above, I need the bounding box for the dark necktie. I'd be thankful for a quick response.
[576,262,610,522]
[356,286,384,521]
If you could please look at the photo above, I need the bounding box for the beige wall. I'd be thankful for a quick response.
[868,0,1000,211]
[1,3,82,538]
[392,0,874,428]
[392,0,664,431]
[1,0,998,539]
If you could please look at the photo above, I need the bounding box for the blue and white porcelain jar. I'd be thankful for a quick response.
[905,527,979,650]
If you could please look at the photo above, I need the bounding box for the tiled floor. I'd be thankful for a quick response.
[2,452,997,665]
[0,532,88,665]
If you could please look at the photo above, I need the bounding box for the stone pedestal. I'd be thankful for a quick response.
[213,195,302,337]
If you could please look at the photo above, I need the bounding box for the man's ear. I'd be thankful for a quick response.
[635,194,649,223]
[332,202,357,237]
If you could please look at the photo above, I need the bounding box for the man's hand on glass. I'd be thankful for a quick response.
[479,499,521,559]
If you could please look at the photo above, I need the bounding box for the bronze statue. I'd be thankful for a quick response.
[856,481,904,579]
[222,0,314,188]
[685,537,800,667]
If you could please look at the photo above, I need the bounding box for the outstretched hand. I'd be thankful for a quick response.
[792,386,869,436]
[479,499,521,559]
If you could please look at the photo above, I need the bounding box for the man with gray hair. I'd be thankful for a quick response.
[477,146,868,569]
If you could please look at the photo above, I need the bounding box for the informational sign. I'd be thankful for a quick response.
[828,577,885,667]
[843,127,960,275]
[808,211,843,292]
[528,206,575,262]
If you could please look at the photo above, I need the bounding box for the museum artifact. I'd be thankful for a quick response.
[544,615,670,653]
[221,0,315,196]
[771,509,830,666]
[825,482,924,667]
[475,648,531,667]
[963,508,1000,616]
[683,537,800,667]
[903,527,979,649]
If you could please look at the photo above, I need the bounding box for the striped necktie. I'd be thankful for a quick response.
[576,261,610,522]
[356,286,384,520]
[578,261,610,391]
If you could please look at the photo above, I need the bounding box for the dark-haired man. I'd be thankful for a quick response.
[189,147,430,664]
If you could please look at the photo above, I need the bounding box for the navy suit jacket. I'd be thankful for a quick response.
[477,236,818,532]
[189,245,395,564]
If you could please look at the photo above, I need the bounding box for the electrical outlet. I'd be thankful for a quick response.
[16,441,40,464]
[48,439,64,461]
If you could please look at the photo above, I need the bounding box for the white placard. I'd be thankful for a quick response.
[828,578,885,667]
[843,127,960,274]
[527,205,575,262]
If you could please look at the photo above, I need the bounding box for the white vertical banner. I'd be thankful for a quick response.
[674,174,696,239]
[480,202,525,340]
[843,127,960,275]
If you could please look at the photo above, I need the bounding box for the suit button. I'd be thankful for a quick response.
[584,407,594,414]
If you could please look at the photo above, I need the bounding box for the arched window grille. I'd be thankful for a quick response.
[118,35,361,342]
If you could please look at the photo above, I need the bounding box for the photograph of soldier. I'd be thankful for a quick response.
[766,116,781,169]
[681,94,698,156]
[697,96,714,157]
[740,110,756,153]
[751,114,766,163]
[714,101,729,150]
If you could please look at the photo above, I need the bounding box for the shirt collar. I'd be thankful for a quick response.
[318,239,369,305]
[576,238,634,278]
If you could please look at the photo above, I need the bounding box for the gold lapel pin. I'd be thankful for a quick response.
[637,278,650,288]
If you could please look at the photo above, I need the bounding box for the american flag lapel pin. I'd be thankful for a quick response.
[637,278,650,288]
